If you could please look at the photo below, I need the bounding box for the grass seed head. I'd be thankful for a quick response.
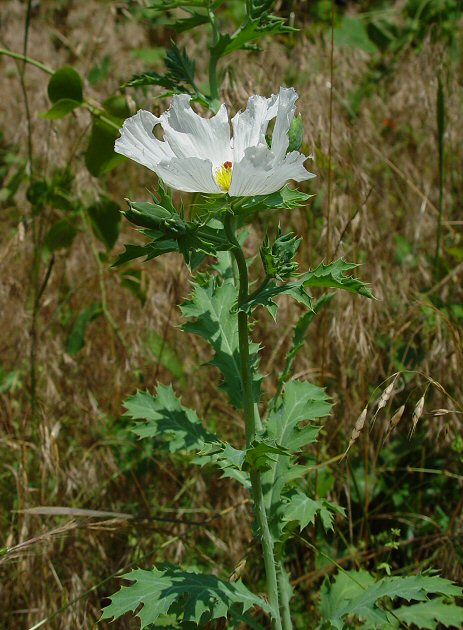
[348,406,368,449]
[410,394,426,436]
[389,404,405,431]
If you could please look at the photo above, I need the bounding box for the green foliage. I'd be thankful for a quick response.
[261,380,332,544]
[87,197,121,250]
[101,564,274,628]
[66,303,102,356]
[43,219,78,252]
[302,259,374,298]
[260,227,301,281]
[123,43,197,94]
[181,276,262,408]
[232,185,313,216]
[85,96,130,177]
[145,331,185,382]
[319,569,463,629]
[113,193,231,267]
[39,98,82,120]
[125,385,217,453]
[47,66,83,104]
[283,491,344,531]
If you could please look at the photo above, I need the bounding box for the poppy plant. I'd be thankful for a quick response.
[114,87,315,196]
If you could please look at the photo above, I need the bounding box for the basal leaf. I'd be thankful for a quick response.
[181,276,262,408]
[102,564,274,628]
[302,259,374,298]
[320,570,463,630]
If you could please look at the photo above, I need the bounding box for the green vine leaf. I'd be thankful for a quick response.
[319,570,463,629]
[181,276,262,408]
[302,259,374,298]
[101,564,275,628]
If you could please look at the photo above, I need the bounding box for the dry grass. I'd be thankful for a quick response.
[1,0,462,628]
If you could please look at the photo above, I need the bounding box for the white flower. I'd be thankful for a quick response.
[114,87,315,197]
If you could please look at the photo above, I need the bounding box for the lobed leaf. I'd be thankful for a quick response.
[320,570,463,629]
[302,259,374,298]
[181,276,262,408]
[101,564,274,628]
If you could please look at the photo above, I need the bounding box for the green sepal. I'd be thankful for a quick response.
[287,114,303,152]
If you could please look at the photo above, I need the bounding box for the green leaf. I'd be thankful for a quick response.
[120,268,147,305]
[66,303,102,355]
[391,598,463,629]
[47,66,83,104]
[320,570,463,630]
[334,17,378,54]
[125,385,218,453]
[261,380,332,543]
[39,98,82,119]
[43,219,78,252]
[146,331,185,382]
[181,276,262,408]
[101,564,274,628]
[171,12,209,32]
[232,185,313,216]
[87,197,121,250]
[302,259,374,298]
[85,118,125,177]
[240,277,313,319]
[165,43,196,88]
[214,16,294,57]
[283,491,345,532]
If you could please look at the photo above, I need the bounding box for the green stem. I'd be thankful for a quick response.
[0,47,53,74]
[277,560,294,630]
[223,212,283,630]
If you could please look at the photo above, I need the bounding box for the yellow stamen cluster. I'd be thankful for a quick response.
[214,161,233,192]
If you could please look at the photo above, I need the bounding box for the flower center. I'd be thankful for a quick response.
[214,161,233,192]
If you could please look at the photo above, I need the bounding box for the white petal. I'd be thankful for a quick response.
[114,110,174,171]
[229,146,315,197]
[161,95,231,168]
[231,94,278,162]
[155,157,221,194]
[271,87,298,161]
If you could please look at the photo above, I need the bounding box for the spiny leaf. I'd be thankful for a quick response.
[125,385,218,453]
[232,185,312,216]
[391,598,463,629]
[181,276,262,408]
[302,259,374,298]
[240,277,313,318]
[101,564,275,628]
[283,491,345,532]
[261,380,332,544]
[320,570,463,630]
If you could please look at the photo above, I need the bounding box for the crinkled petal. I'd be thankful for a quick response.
[155,157,221,194]
[229,146,315,197]
[161,95,232,168]
[114,110,175,171]
[271,87,298,161]
[231,94,278,163]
